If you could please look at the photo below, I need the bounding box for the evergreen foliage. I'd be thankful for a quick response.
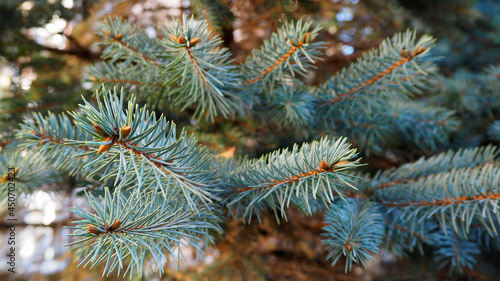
[428,64,500,148]
[391,0,500,70]
[322,198,385,272]
[219,137,361,222]
[88,15,243,120]
[19,111,96,175]
[0,0,96,141]
[66,187,221,278]
[4,9,500,280]
[0,151,58,202]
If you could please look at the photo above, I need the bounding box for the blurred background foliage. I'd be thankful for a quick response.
[1,0,500,280]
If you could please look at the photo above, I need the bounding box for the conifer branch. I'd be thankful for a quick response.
[97,18,164,66]
[86,62,173,110]
[433,229,481,273]
[385,219,424,239]
[368,161,493,194]
[17,112,99,175]
[107,34,162,66]
[324,47,427,104]
[13,12,500,279]
[245,32,312,85]
[194,0,234,34]
[219,137,361,222]
[313,31,452,155]
[65,187,221,278]
[240,19,324,92]
[67,88,218,208]
[323,111,392,155]
[380,191,500,207]
[235,159,351,192]
[184,45,207,85]
[488,121,500,141]
[31,131,92,152]
[157,14,244,120]
[90,16,244,120]
[375,165,500,234]
[322,198,385,272]
[318,30,437,112]
[362,145,498,194]
[0,151,58,199]
[261,87,316,127]
[389,101,459,150]
[381,210,444,259]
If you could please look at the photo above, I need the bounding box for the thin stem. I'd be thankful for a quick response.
[245,36,308,85]
[323,47,427,105]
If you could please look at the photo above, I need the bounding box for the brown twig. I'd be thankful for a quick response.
[322,47,427,105]
[236,160,349,192]
[245,33,310,85]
